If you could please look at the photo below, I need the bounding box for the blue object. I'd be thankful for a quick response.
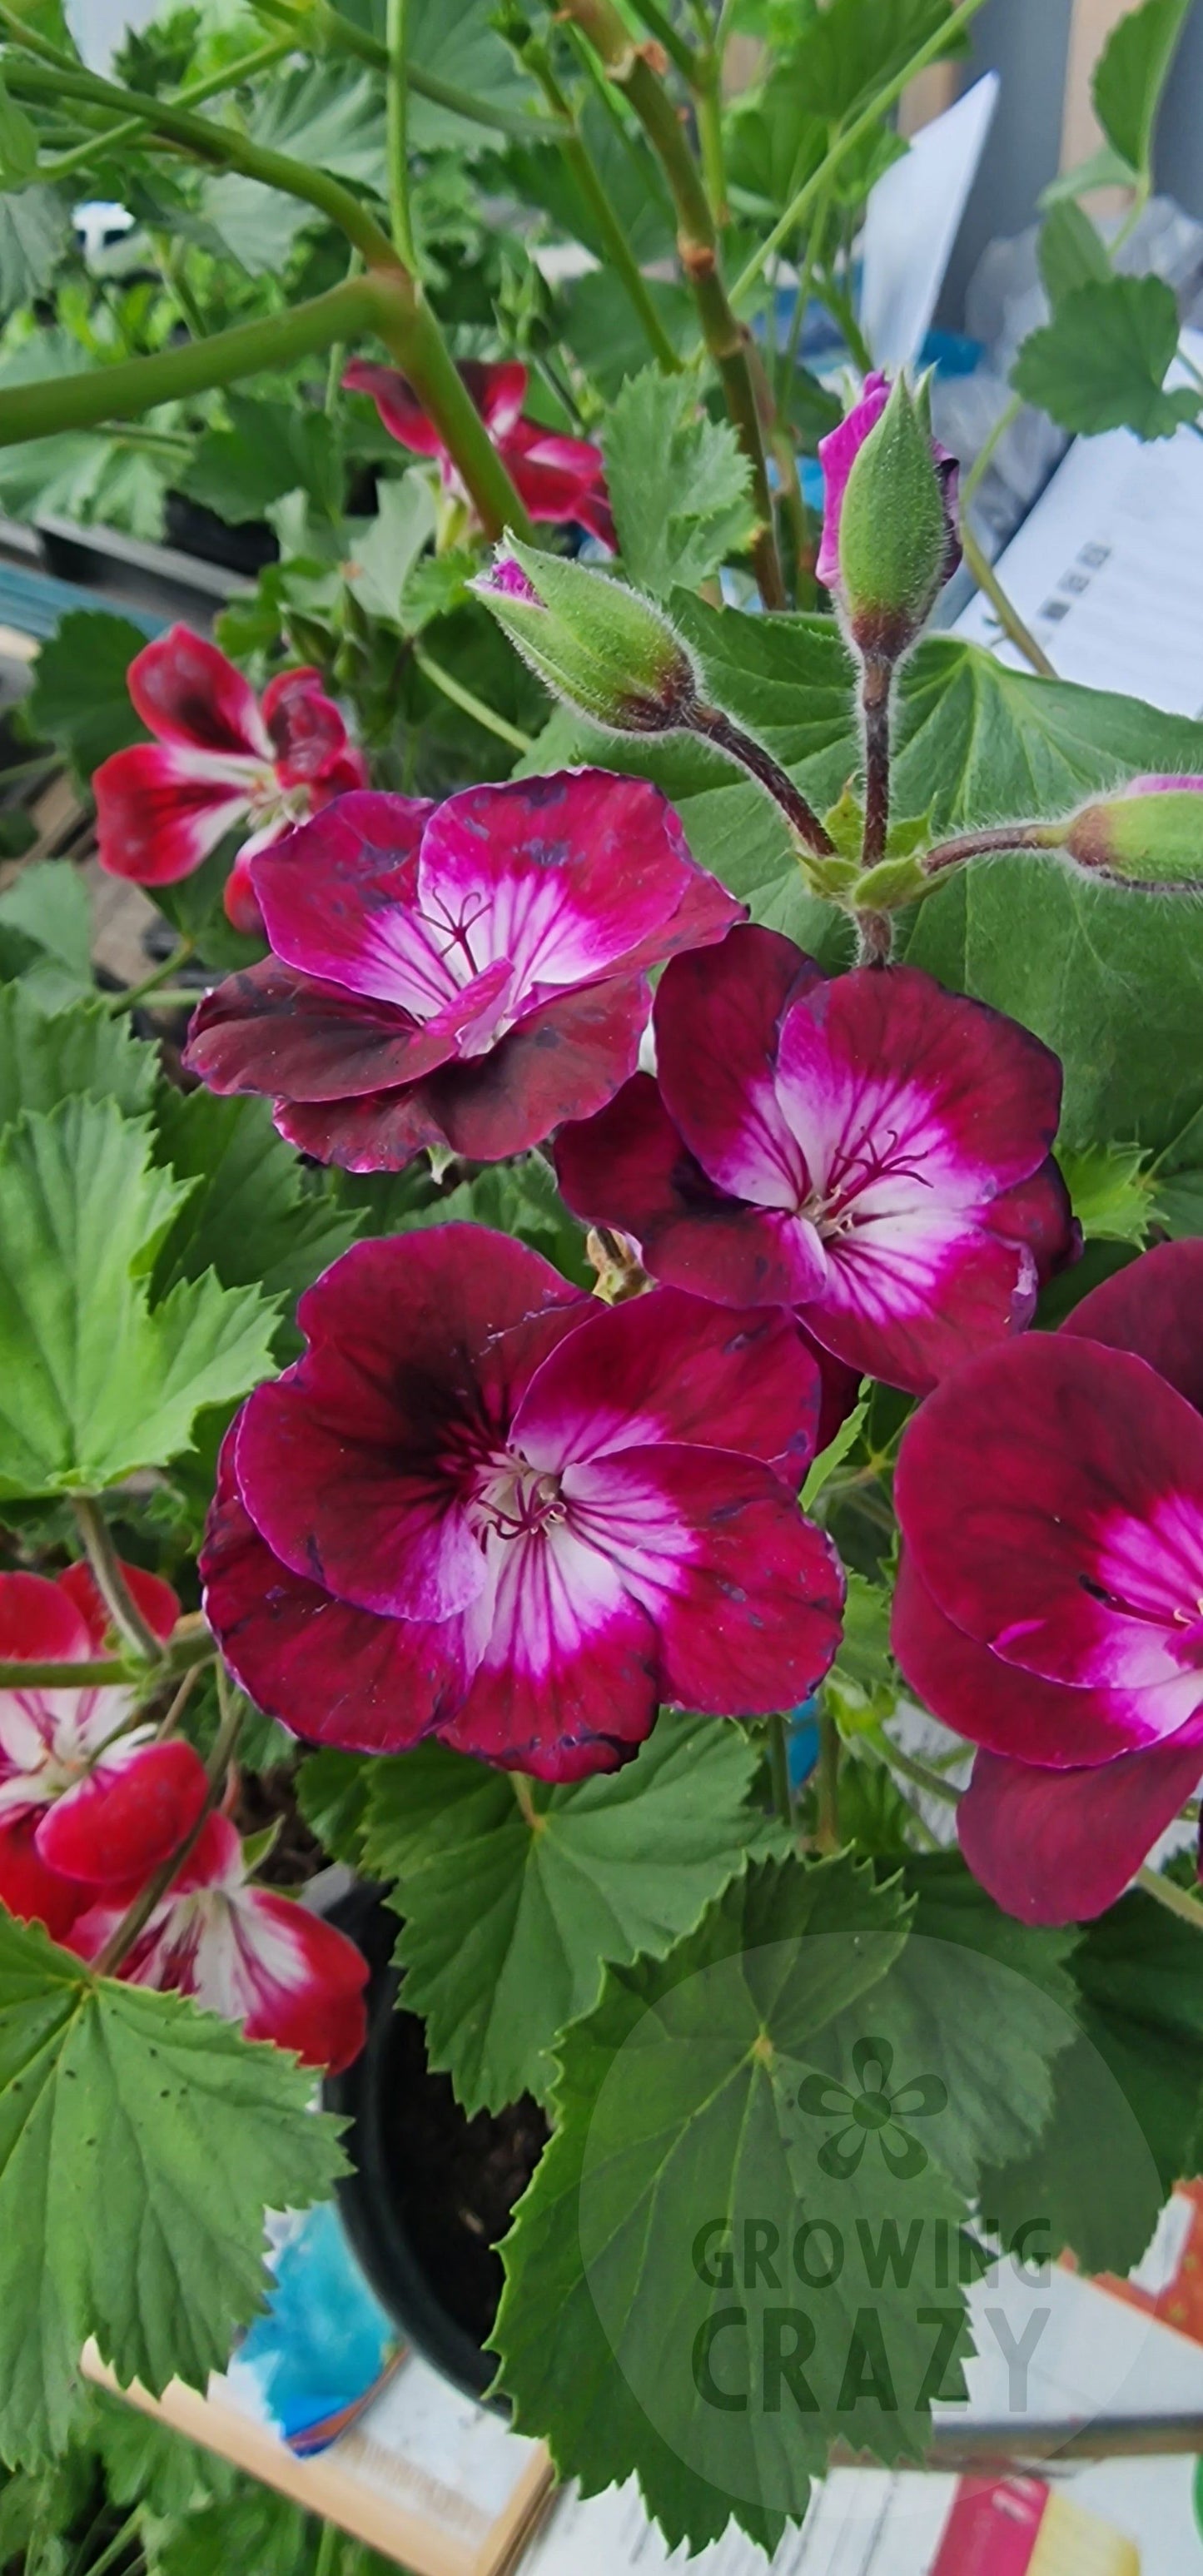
[0,557,165,644]
[919,327,983,379]
[787,1700,821,1791]
[236,2201,401,2454]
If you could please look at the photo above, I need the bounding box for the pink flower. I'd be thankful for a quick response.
[817,370,962,594]
[554,927,1076,1398]
[183,773,743,1173]
[94,629,368,934]
[199,1226,844,1783]
[69,1811,368,2072]
[0,1561,206,1936]
[892,1240,1203,1923]
[343,358,615,545]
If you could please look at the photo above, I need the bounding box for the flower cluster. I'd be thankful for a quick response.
[94,628,367,933]
[344,358,614,545]
[0,1559,365,2071]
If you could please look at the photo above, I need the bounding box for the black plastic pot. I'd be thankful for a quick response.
[323,1888,548,2404]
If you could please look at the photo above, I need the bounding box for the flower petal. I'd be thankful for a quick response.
[341,361,447,457]
[94,743,254,888]
[504,420,614,543]
[0,1571,92,1666]
[554,1074,828,1308]
[985,1154,1081,1285]
[654,924,819,1206]
[440,1531,664,1781]
[957,1738,1203,1923]
[249,792,450,1011]
[58,1559,178,1654]
[817,373,890,589]
[35,1738,207,1886]
[0,1814,86,1939]
[801,1225,1038,1397]
[232,1887,369,2071]
[234,1230,588,1621]
[514,1286,822,1485]
[890,1548,1156,1766]
[201,1448,463,1753]
[261,666,355,786]
[465,359,529,438]
[183,957,480,1103]
[894,1333,1203,1713]
[1062,1238,1203,1417]
[127,626,271,758]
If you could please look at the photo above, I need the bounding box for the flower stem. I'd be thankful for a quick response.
[511,1773,544,1831]
[961,391,1021,514]
[768,1713,793,1830]
[414,649,533,751]
[921,821,1057,878]
[385,0,417,273]
[107,937,196,1015]
[312,2523,341,2576]
[816,1709,841,1852]
[688,701,835,856]
[859,650,891,871]
[960,521,1056,681]
[519,31,683,373]
[94,1666,246,1979]
[72,1496,165,1664]
[875,1732,963,1808]
[1136,1864,1203,1928]
[303,0,571,140]
[37,35,296,181]
[731,0,992,308]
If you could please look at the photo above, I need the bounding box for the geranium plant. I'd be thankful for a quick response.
[0,0,1197,2557]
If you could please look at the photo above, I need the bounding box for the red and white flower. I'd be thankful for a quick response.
[892,1240,1203,1923]
[555,926,1077,1396]
[200,1226,844,1782]
[0,1560,205,1937]
[344,358,614,545]
[69,1811,368,2073]
[94,629,368,933]
[183,773,743,1172]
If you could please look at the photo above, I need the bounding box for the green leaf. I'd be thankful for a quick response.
[363,1715,789,2116]
[1040,143,1140,204]
[504,99,674,268]
[0,1910,343,2464]
[0,188,72,319]
[152,1089,359,1338]
[180,396,342,528]
[343,473,438,625]
[560,268,695,400]
[1056,1139,1156,1243]
[1092,0,1191,178]
[0,988,158,1126]
[296,1750,375,1869]
[157,2486,314,2576]
[405,0,535,150]
[602,371,757,600]
[337,1153,589,1285]
[201,66,386,274]
[802,1391,867,1506]
[0,74,38,183]
[91,2384,236,2517]
[493,1854,972,2555]
[1012,275,1200,440]
[0,1098,277,1497]
[0,863,94,1012]
[25,610,150,783]
[982,1891,1203,2276]
[1036,199,1110,309]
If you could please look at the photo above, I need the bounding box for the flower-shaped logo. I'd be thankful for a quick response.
[797,2036,948,2181]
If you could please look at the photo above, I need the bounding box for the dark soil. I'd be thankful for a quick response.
[374,1995,549,2349]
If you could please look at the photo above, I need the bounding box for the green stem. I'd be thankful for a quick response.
[693,49,727,222]
[385,0,417,272]
[107,937,196,1013]
[549,0,785,608]
[1136,1865,1203,1927]
[816,1710,841,1852]
[302,0,570,142]
[155,235,210,341]
[312,2524,341,2576]
[42,16,297,179]
[415,648,533,751]
[624,0,696,82]
[386,301,535,540]
[921,821,1056,878]
[817,270,873,375]
[732,0,991,307]
[75,2512,143,2576]
[0,1627,213,1693]
[961,521,1056,680]
[961,390,1021,512]
[778,188,828,405]
[875,1732,963,1808]
[521,33,682,372]
[860,650,891,871]
[72,1494,164,1663]
[768,1713,793,1830]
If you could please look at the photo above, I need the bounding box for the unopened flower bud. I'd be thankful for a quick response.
[820,374,961,663]
[472,538,701,734]
[1058,775,1203,889]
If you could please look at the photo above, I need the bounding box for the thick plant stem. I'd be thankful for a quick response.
[816,1711,841,1852]
[859,650,892,872]
[689,700,835,857]
[72,1496,164,1663]
[961,523,1056,679]
[36,33,296,180]
[548,0,786,609]
[856,909,893,965]
[768,1713,793,1831]
[1136,1865,1203,1927]
[0,1631,214,1693]
[521,34,682,372]
[385,298,536,541]
[94,1669,246,1978]
[385,0,417,272]
[693,44,727,224]
[922,821,1058,878]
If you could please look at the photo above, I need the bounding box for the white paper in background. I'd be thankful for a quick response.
[858,76,1000,375]
[953,329,1203,715]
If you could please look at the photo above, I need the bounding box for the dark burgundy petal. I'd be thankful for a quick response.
[183,958,470,1103]
[890,1548,1148,1767]
[127,625,271,758]
[261,666,354,786]
[957,1738,1203,1923]
[986,1153,1081,1285]
[797,1325,863,1457]
[799,1232,1039,1399]
[1062,1238,1203,1416]
[554,1075,828,1308]
[201,1445,465,1753]
[515,1286,822,1485]
[636,1446,844,1716]
[234,1230,588,1621]
[654,924,820,1204]
[438,1594,661,1781]
[505,420,614,543]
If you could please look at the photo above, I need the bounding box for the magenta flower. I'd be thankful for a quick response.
[183,773,743,1172]
[554,927,1076,1398]
[343,358,615,546]
[0,1561,205,1938]
[94,629,368,933]
[892,1240,1203,1923]
[199,1226,844,1782]
[69,1811,369,2072]
[817,370,962,593]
